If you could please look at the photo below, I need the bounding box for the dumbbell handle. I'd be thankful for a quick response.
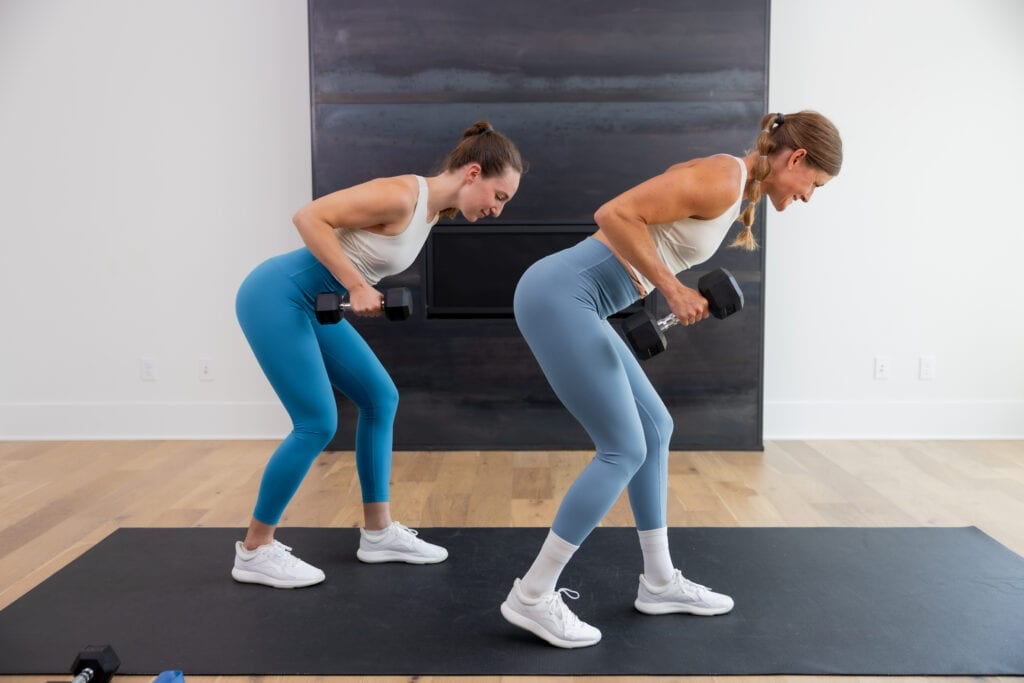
[654,313,682,332]
[72,668,96,683]
[337,297,386,311]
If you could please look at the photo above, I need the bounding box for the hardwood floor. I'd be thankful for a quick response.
[2,439,1023,683]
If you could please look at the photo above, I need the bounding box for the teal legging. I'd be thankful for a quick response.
[235,247,396,525]
[513,237,673,546]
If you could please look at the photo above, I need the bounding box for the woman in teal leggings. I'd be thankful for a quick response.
[232,121,523,588]
[501,111,843,647]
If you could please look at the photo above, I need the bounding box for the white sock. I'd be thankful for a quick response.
[236,542,259,558]
[362,524,391,539]
[520,530,578,598]
[638,527,674,585]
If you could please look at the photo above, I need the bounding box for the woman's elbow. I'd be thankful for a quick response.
[292,206,317,235]
[593,202,613,227]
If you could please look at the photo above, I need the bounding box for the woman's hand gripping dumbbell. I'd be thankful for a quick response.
[622,268,744,360]
[315,287,413,324]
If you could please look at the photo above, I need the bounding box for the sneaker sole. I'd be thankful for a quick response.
[231,567,325,589]
[500,601,601,648]
[634,598,733,616]
[356,549,448,564]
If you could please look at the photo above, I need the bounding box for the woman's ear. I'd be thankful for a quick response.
[463,162,482,184]
[787,148,808,169]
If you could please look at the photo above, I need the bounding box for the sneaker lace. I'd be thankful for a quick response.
[267,540,302,567]
[674,571,712,596]
[545,588,584,629]
[393,523,438,552]
[393,522,420,537]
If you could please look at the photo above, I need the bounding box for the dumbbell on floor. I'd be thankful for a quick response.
[315,287,413,324]
[70,645,120,683]
[623,268,744,360]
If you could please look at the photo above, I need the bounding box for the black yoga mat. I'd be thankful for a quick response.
[1,526,1022,676]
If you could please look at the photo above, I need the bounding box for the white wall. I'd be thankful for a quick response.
[766,0,1024,437]
[0,0,308,437]
[1,0,1021,440]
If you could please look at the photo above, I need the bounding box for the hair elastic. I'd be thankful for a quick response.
[775,113,785,126]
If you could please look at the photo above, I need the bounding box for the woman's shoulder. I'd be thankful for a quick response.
[665,154,742,181]
[661,155,744,215]
[375,173,421,194]
[353,174,420,211]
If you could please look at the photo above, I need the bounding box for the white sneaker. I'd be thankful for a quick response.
[634,569,734,615]
[356,522,448,564]
[231,540,325,589]
[500,578,602,648]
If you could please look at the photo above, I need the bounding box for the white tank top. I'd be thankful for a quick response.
[629,155,747,294]
[332,175,438,286]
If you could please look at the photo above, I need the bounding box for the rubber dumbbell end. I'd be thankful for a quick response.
[698,268,744,319]
[383,288,413,321]
[622,309,668,359]
[71,646,120,683]
[315,292,344,324]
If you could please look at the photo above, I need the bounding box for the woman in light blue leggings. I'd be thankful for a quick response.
[513,238,671,542]
[501,111,843,647]
[232,121,523,588]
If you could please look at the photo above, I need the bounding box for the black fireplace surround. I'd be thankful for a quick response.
[309,0,769,449]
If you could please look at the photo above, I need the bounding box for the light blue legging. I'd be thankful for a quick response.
[235,247,396,525]
[514,237,673,546]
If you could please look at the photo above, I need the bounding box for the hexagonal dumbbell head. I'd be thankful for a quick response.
[71,645,120,683]
[697,268,744,319]
[315,292,345,324]
[622,309,668,360]
[382,287,413,321]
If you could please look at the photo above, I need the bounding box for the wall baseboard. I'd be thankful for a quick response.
[765,400,1024,440]
[2,400,1022,441]
[0,402,291,440]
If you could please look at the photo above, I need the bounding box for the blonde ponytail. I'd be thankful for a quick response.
[730,112,782,251]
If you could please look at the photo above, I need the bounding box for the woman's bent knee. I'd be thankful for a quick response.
[597,442,648,477]
[359,380,399,421]
[293,412,338,449]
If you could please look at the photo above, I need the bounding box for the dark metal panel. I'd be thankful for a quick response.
[308,0,770,450]
[312,101,762,225]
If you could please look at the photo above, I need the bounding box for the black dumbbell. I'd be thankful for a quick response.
[315,287,413,324]
[70,645,120,683]
[623,268,744,360]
